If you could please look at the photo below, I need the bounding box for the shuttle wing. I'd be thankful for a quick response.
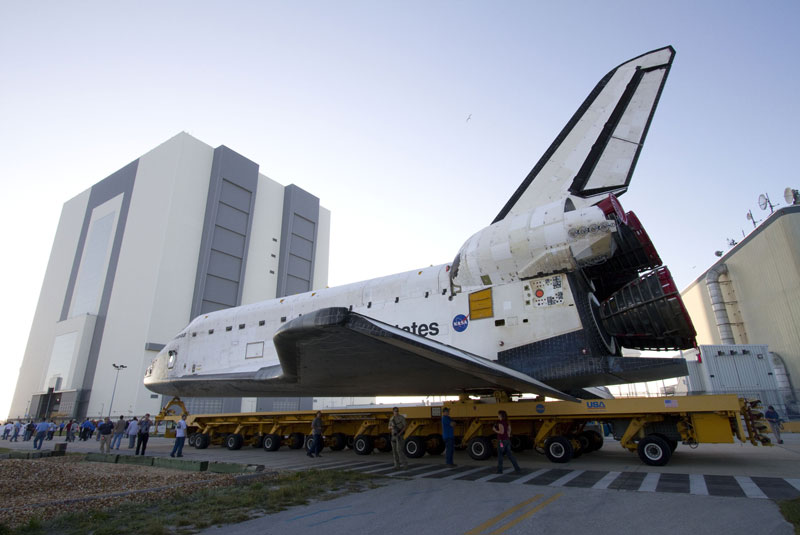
[271,308,579,401]
[493,46,675,223]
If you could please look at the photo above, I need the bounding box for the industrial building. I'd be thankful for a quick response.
[8,132,332,420]
[679,205,800,414]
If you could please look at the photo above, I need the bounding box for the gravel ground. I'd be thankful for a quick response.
[0,455,236,528]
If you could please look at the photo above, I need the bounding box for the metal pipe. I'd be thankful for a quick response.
[706,264,735,345]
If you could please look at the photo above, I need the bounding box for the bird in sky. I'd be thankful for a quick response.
[466,113,472,122]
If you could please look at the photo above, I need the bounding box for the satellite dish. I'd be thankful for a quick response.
[785,187,799,205]
[758,194,768,210]
[746,212,753,221]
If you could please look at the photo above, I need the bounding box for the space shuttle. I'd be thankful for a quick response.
[144,46,695,402]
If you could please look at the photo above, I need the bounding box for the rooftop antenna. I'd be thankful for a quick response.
[746,210,759,228]
[758,193,775,213]
[785,187,800,206]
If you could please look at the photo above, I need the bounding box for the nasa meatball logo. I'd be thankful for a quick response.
[452,314,469,332]
[536,404,545,414]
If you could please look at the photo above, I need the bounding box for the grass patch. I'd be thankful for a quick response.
[0,469,380,535]
[780,497,800,533]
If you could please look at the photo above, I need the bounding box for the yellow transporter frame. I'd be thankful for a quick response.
[156,394,770,467]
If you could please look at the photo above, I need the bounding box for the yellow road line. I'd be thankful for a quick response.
[464,494,544,535]
[490,492,563,534]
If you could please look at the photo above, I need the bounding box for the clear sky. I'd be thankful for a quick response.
[2,1,799,418]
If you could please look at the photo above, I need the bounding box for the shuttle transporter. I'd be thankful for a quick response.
[144,46,695,402]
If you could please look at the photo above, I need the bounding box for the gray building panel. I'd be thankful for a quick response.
[191,146,259,319]
[59,160,138,419]
[276,185,320,298]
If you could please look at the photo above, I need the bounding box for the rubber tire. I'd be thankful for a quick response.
[581,430,604,452]
[376,433,393,453]
[263,433,281,452]
[305,435,316,452]
[187,433,198,448]
[225,433,244,451]
[510,435,525,453]
[544,436,573,463]
[330,433,347,451]
[576,433,592,454]
[288,432,304,450]
[251,435,264,449]
[425,434,445,455]
[195,433,210,450]
[353,435,374,455]
[467,436,492,461]
[638,435,672,466]
[346,435,355,450]
[653,433,678,453]
[404,436,426,458]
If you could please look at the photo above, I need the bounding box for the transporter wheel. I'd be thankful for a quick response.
[653,433,678,453]
[544,436,573,463]
[467,436,492,461]
[404,436,426,458]
[638,435,672,466]
[330,433,347,451]
[188,433,198,448]
[376,433,393,452]
[251,435,264,449]
[576,433,592,454]
[425,434,445,455]
[354,435,374,455]
[225,433,244,451]
[288,432,304,450]
[346,435,355,450]
[195,433,210,450]
[510,435,525,452]
[263,433,281,452]
[580,430,604,452]
[304,435,316,452]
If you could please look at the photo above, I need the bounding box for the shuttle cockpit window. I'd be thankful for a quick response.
[167,350,177,369]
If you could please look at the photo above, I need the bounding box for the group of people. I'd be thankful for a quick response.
[305,406,520,474]
[1,414,156,454]
[2,419,61,444]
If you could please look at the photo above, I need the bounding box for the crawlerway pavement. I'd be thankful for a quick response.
[4,432,800,501]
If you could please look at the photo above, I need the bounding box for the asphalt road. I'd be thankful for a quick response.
[3,432,798,534]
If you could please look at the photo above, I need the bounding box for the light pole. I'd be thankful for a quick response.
[108,364,127,418]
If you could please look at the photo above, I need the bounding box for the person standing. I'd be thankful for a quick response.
[170,414,188,457]
[98,417,114,453]
[136,414,152,455]
[65,420,75,442]
[10,421,21,442]
[307,411,324,458]
[24,421,35,441]
[111,415,126,450]
[442,407,456,467]
[126,417,139,449]
[33,419,49,450]
[765,405,784,444]
[493,410,521,474]
[388,407,408,470]
[2,422,11,440]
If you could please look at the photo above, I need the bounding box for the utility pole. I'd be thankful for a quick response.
[108,364,128,418]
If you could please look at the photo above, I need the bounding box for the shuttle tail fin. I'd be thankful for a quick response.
[493,46,675,223]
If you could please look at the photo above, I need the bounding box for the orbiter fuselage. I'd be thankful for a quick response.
[144,46,695,401]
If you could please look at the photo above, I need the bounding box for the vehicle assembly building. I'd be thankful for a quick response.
[679,205,800,412]
[8,132,331,420]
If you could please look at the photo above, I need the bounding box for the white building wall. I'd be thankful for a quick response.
[86,133,214,417]
[241,174,284,305]
[9,132,333,419]
[9,191,90,419]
